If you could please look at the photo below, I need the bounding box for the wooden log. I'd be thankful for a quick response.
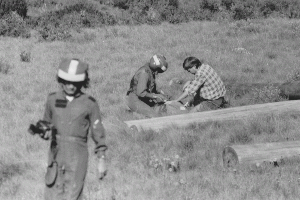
[222,140,300,168]
[124,100,300,132]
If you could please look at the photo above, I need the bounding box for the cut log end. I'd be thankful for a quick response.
[222,146,239,169]
[129,125,138,132]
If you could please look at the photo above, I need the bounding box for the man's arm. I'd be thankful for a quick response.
[174,90,189,103]
[136,72,154,98]
[174,74,206,103]
[89,98,108,180]
[43,95,53,123]
[37,94,53,140]
[136,72,166,102]
[185,73,206,95]
[89,100,107,158]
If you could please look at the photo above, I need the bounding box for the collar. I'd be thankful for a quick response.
[66,95,74,102]
[58,90,84,99]
[146,64,157,76]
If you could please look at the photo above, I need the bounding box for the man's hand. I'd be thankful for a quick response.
[154,94,168,103]
[165,101,173,105]
[180,106,187,110]
[40,131,51,140]
[98,157,107,180]
[28,120,52,140]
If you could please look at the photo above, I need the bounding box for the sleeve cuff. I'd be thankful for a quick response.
[95,145,107,158]
[96,150,106,159]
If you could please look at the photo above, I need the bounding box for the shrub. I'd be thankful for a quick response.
[259,0,278,18]
[286,69,300,82]
[112,0,129,9]
[20,51,31,62]
[111,0,181,24]
[282,0,300,18]
[30,2,117,40]
[0,12,30,38]
[112,0,179,10]
[221,0,235,10]
[35,2,116,27]
[0,0,27,18]
[231,0,258,20]
[250,84,284,104]
[38,24,72,41]
[161,6,189,24]
[27,0,87,8]
[200,0,222,13]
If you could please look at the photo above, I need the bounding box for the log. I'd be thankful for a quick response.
[222,140,300,168]
[124,100,300,132]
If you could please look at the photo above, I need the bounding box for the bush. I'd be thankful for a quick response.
[278,0,300,18]
[111,0,181,24]
[38,25,72,41]
[35,2,117,27]
[27,0,87,8]
[161,7,189,24]
[29,2,117,40]
[20,51,31,62]
[201,0,222,13]
[231,0,258,20]
[112,0,179,10]
[0,0,27,18]
[112,0,129,9]
[0,12,30,38]
[250,84,284,104]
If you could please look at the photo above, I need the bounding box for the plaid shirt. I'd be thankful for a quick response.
[185,64,226,100]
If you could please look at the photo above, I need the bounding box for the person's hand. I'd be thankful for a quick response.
[154,94,168,103]
[40,130,51,140]
[159,90,165,95]
[180,106,187,110]
[98,157,107,180]
[165,101,173,105]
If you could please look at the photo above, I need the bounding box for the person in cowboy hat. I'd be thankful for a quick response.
[126,54,169,118]
[39,58,107,200]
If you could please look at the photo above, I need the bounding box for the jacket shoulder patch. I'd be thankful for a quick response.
[55,99,67,108]
[88,96,96,102]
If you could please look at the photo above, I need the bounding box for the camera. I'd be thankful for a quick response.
[28,120,52,137]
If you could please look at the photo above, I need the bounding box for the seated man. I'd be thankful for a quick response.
[126,55,169,118]
[172,56,228,112]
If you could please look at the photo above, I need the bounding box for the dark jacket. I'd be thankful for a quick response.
[43,90,107,200]
[127,64,158,100]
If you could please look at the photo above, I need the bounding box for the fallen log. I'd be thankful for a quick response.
[222,140,300,168]
[124,100,300,132]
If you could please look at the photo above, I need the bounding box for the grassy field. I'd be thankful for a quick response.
[1,17,300,199]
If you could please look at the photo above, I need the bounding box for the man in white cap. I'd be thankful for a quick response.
[126,55,169,118]
[39,58,107,200]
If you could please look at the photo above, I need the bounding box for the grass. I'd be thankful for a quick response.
[1,17,300,199]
